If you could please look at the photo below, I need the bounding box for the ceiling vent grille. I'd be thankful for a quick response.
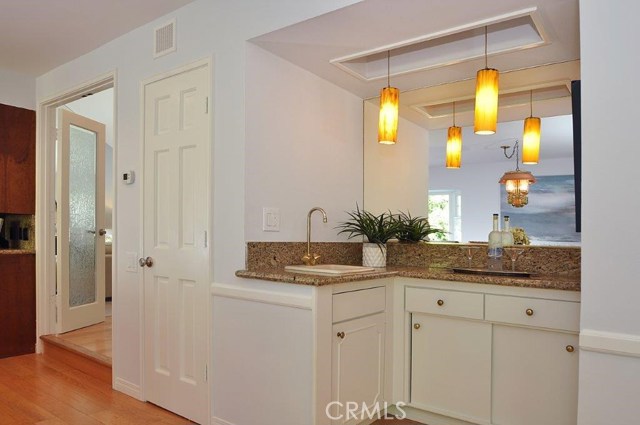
[154,19,176,58]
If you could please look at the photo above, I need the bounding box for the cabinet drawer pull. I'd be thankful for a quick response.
[413,323,421,330]
[566,345,575,353]
[437,299,444,306]
[525,308,534,316]
[337,331,345,339]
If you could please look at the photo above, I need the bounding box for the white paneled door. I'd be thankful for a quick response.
[143,63,210,424]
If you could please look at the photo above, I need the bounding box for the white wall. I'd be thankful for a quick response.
[578,1,640,424]
[35,0,360,398]
[0,67,35,109]
[245,44,363,242]
[364,101,430,216]
[430,157,574,242]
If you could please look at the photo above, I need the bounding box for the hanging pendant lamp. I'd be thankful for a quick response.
[474,26,499,135]
[446,102,462,168]
[522,90,541,164]
[378,51,399,144]
[499,141,536,208]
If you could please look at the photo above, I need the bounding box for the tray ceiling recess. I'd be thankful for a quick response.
[330,8,548,82]
[414,82,572,119]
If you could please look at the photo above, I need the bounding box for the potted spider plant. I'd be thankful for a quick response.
[392,211,442,243]
[336,205,400,267]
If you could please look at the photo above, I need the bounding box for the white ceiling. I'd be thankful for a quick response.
[251,0,580,100]
[0,0,194,76]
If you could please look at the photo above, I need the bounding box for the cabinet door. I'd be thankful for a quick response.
[411,313,492,424]
[0,254,36,358]
[0,104,36,214]
[492,325,578,425]
[331,312,385,425]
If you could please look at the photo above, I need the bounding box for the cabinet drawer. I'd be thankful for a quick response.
[406,287,484,320]
[333,286,385,323]
[485,295,580,332]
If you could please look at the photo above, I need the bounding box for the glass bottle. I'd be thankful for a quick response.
[502,215,514,246]
[488,213,503,270]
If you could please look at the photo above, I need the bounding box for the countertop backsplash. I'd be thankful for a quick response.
[245,241,580,276]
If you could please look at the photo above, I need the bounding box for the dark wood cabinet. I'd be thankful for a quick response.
[0,103,36,214]
[0,253,36,358]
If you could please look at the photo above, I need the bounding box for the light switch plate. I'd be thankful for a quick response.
[262,207,280,232]
[126,252,138,272]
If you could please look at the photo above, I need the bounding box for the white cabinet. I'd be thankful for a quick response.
[402,280,580,425]
[492,325,578,425]
[410,313,492,424]
[331,312,386,425]
[487,294,579,425]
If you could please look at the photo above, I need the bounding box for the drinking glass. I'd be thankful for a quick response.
[503,246,525,271]
[460,245,481,268]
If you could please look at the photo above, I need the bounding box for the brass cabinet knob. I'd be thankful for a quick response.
[413,323,421,330]
[566,345,575,353]
[337,331,345,339]
[525,308,534,316]
[437,299,444,306]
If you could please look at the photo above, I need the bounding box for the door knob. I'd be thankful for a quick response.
[98,229,107,236]
[337,331,345,339]
[139,257,154,267]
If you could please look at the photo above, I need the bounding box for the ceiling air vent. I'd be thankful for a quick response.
[154,19,176,58]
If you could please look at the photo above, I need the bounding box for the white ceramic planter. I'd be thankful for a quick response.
[362,242,387,268]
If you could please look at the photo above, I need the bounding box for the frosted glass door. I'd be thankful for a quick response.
[56,109,106,333]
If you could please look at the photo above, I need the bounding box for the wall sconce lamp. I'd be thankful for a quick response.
[446,102,462,168]
[474,26,499,135]
[522,90,541,164]
[499,141,536,208]
[378,51,399,144]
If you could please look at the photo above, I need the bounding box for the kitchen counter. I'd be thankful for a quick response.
[0,249,35,255]
[235,266,580,291]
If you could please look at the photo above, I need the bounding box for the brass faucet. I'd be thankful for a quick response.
[302,207,328,266]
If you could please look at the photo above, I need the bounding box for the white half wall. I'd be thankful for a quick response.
[430,157,574,242]
[0,67,35,110]
[35,0,361,394]
[578,0,640,424]
[364,101,430,216]
[245,44,363,242]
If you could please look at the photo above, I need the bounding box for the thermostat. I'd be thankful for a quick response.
[123,171,135,185]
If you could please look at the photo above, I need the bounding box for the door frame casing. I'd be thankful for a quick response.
[138,57,213,413]
[36,72,117,356]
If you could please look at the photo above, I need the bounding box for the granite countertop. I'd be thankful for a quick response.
[235,266,580,291]
[0,249,36,255]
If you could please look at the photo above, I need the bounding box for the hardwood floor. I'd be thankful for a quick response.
[41,316,112,365]
[0,353,192,424]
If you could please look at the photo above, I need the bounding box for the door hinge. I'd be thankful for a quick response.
[204,231,208,248]
[205,97,209,114]
[205,364,208,382]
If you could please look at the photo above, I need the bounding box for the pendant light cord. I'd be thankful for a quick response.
[502,140,521,171]
[453,101,456,126]
[484,26,488,69]
[530,89,533,117]
[387,51,390,88]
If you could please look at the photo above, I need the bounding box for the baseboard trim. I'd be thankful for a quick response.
[580,329,640,358]
[211,416,235,425]
[114,377,143,400]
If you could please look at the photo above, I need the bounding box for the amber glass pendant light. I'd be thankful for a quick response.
[446,102,462,168]
[378,51,399,144]
[474,26,499,135]
[522,90,541,164]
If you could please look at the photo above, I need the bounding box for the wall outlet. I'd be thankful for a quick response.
[262,207,280,232]
[126,252,138,272]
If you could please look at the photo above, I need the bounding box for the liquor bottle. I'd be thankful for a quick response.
[488,213,503,270]
[502,215,514,246]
